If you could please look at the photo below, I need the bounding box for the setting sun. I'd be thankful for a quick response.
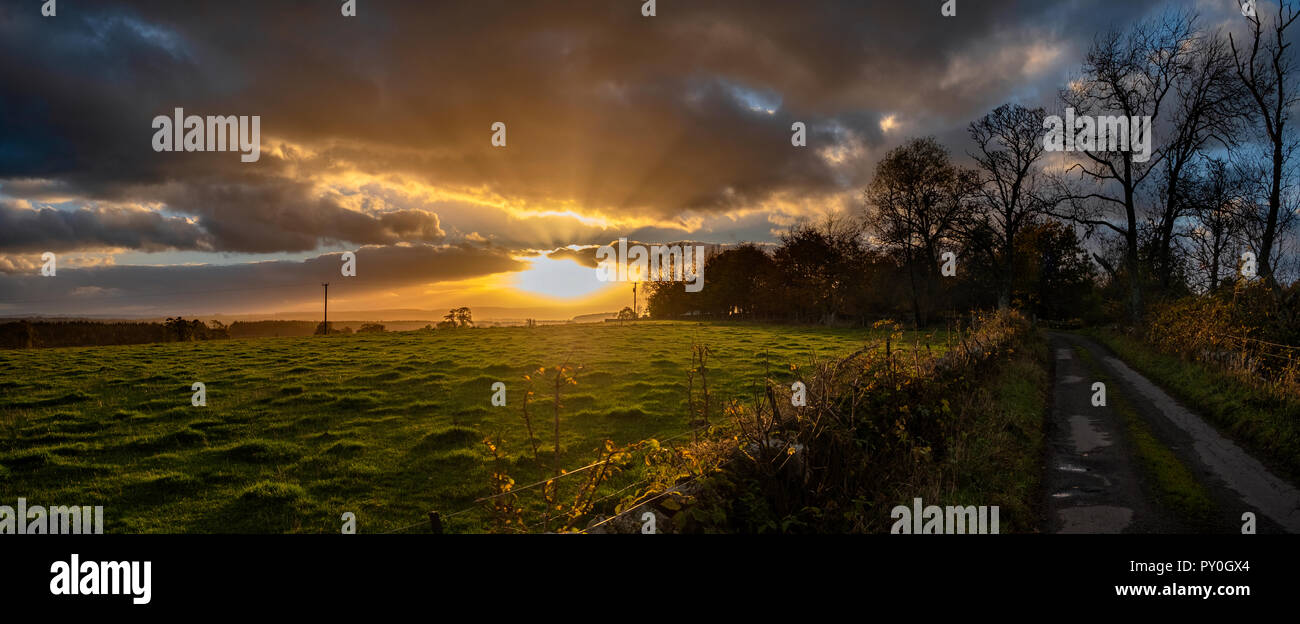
[511,254,606,299]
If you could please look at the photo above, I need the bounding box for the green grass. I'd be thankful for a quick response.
[1073,345,1216,523]
[1086,329,1300,481]
[0,321,947,533]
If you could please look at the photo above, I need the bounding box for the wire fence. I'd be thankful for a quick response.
[381,423,716,534]
[527,478,650,532]
[579,459,736,534]
[1198,331,1300,366]
[1218,333,1299,354]
[1146,329,1300,397]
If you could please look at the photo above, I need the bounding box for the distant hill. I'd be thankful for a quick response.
[571,312,618,323]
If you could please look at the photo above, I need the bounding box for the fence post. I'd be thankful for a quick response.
[428,511,443,534]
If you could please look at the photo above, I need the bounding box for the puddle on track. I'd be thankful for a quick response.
[1068,414,1112,454]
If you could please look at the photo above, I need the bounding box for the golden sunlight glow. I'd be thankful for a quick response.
[262,137,697,233]
[512,254,608,299]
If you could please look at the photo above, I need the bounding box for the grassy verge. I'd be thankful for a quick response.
[1073,346,1216,523]
[1085,329,1300,481]
[936,329,1049,532]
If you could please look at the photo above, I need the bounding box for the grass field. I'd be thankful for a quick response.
[0,321,949,533]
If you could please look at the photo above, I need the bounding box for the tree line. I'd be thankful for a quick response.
[0,319,400,349]
[0,319,228,349]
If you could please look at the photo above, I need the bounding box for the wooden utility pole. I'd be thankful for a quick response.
[322,283,329,333]
[632,282,637,318]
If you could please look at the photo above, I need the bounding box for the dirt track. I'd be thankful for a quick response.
[1044,332,1300,534]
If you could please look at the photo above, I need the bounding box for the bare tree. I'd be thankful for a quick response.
[1050,10,1196,324]
[773,213,867,325]
[1151,28,1245,291]
[1229,0,1300,288]
[968,103,1049,308]
[1232,148,1299,283]
[864,137,977,326]
[1185,158,1245,293]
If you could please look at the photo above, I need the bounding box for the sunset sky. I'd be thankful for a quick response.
[0,0,1246,320]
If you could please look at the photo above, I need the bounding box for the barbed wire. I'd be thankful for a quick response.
[381,423,711,534]
[1217,333,1299,354]
[469,425,702,506]
[523,477,652,532]
[579,459,735,534]
[380,518,431,535]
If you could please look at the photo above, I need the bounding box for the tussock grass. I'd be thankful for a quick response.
[220,439,303,463]
[414,425,480,450]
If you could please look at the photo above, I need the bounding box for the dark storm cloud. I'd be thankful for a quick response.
[152,178,446,252]
[0,0,1174,255]
[0,243,524,316]
[0,199,210,252]
[0,175,446,253]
